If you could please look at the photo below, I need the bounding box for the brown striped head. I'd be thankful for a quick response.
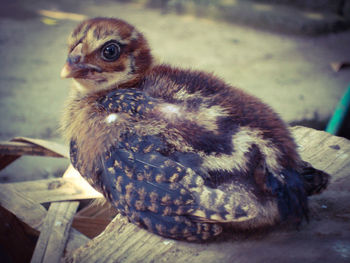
[61,17,152,93]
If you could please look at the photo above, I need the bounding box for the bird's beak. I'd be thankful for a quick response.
[60,62,76,79]
[60,43,85,79]
[60,61,103,79]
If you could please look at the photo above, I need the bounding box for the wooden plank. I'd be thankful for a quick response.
[73,200,118,238]
[75,202,108,218]
[30,164,98,262]
[68,214,175,263]
[11,137,69,158]
[53,166,93,254]
[0,137,68,171]
[65,228,91,255]
[67,127,350,263]
[0,165,93,259]
[3,177,103,204]
[291,126,350,180]
[0,137,68,170]
[30,201,79,263]
[75,201,117,219]
[0,183,90,253]
[72,216,112,239]
[0,141,64,158]
[0,184,47,230]
[0,137,68,172]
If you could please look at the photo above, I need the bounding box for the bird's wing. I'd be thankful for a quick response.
[70,89,259,240]
[96,132,222,240]
[93,131,259,240]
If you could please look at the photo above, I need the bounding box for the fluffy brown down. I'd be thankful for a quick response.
[60,17,330,241]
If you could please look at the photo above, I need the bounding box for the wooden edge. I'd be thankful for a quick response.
[0,183,90,250]
[91,205,118,219]
[0,141,64,159]
[72,216,112,239]
[0,184,47,231]
[0,168,91,261]
[2,165,103,205]
[68,214,177,263]
[290,126,350,179]
[11,137,69,158]
[0,154,21,171]
[0,136,68,174]
[65,228,91,256]
[30,165,98,263]
[75,202,105,218]
[75,201,115,218]
[30,201,79,263]
[3,176,103,204]
[73,201,118,238]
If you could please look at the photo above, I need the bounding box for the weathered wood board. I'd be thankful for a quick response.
[0,173,91,258]
[0,140,91,260]
[0,184,47,231]
[0,137,68,171]
[30,201,79,263]
[68,127,350,263]
[73,202,118,238]
[0,141,63,158]
[29,164,96,263]
[2,175,103,204]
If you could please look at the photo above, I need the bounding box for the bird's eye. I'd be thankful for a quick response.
[101,42,120,62]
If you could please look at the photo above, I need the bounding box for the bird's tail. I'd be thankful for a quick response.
[299,162,330,196]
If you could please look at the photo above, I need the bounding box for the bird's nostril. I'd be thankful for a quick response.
[67,55,81,64]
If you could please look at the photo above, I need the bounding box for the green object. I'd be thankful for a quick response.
[326,85,350,135]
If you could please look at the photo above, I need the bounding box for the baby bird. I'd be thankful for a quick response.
[61,17,329,241]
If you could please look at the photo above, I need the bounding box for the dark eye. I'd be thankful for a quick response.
[101,42,120,61]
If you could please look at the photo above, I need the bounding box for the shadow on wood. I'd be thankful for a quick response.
[0,206,38,263]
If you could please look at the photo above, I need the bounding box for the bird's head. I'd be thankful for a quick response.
[61,17,152,94]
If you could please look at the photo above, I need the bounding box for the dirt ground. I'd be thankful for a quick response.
[0,0,350,181]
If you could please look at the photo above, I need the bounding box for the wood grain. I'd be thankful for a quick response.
[2,177,103,204]
[0,137,68,170]
[0,141,64,158]
[30,201,79,263]
[72,216,112,239]
[0,184,47,230]
[0,182,91,256]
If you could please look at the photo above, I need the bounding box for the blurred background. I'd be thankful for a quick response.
[0,0,349,182]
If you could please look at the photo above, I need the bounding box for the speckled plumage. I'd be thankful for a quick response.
[61,18,330,241]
